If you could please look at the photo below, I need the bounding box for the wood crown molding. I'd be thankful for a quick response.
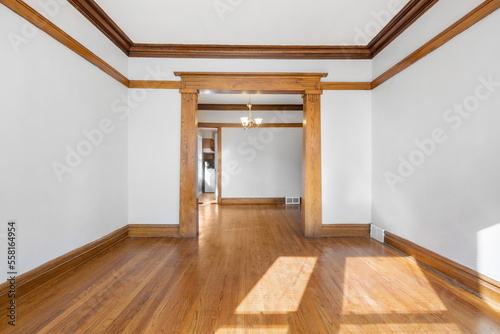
[321,224,371,237]
[57,0,438,60]
[372,0,500,89]
[368,0,439,57]
[385,231,500,310]
[128,224,180,238]
[198,104,303,111]
[129,44,371,59]
[68,0,132,55]
[2,0,499,89]
[221,198,286,205]
[0,226,129,314]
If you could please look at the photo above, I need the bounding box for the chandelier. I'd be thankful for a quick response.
[240,95,263,130]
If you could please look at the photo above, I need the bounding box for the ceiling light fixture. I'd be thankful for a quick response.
[240,95,263,130]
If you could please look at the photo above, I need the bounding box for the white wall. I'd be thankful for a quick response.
[322,91,372,224]
[0,6,128,275]
[221,128,302,198]
[128,58,372,82]
[127,58,373,224]
[22,0,128,75]
[372,10,500,281]
[128,90,181,225]
[372,0,483,79]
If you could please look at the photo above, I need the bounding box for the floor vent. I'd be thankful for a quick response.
[285,197,301,205]
[370,224,385,243]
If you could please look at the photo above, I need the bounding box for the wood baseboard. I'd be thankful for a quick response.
[220,198,286,205]
[385,232,500,308]
[128,224,180,237]
[321,224,371,237]
[0,226,128,314]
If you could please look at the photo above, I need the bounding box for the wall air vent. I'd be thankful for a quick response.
[370,224,385,243]
[285,197,301,205]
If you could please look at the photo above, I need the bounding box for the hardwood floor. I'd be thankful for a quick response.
[199,193,217,204]
[3,204,500,333]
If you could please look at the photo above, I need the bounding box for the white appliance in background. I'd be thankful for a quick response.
[197,135,203,196]
[204,165,216,193]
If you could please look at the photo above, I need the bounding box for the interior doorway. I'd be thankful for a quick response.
[177,72,326,238]
[198,127,218,205]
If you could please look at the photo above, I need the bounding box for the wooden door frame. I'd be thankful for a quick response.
[176,72,327,238]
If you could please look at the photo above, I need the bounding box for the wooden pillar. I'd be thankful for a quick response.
[302,90,323,237]
[179,89,199,238]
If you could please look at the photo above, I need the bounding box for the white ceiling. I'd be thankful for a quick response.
[95,0,409,45]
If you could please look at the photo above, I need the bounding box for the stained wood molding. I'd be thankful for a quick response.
[128,80,182,89]
[372,0,500,89]
[221,198,285,205]
[128,224,180,237]
[179,89,199,238]
[0,0,129,86]
[60,0,436,60]
[68,0,132,55]
[3,0,499,90]
[198,123,302,128]
[198,104,303,111]
[0,226,128,314]
[129,44,371,59]
[175,72,327,94]
[368,0,439,57]
[321,224,371,237]
[385,232,500,308]
[302,91,323,237]
[320,82,372,91]
[129,82,373,91]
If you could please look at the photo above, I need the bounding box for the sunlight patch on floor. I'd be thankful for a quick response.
[342,257,448,314]
[338,322,463,333]
[236,257,317,314]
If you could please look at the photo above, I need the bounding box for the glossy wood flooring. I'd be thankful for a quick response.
[3,204,500,333]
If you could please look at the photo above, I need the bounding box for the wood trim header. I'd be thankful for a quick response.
[198,104,303,111]
[175,72,327,94]
[68,0,132,55]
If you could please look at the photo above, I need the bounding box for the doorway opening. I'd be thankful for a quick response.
[177,72,326,238]
[198,127,218,205]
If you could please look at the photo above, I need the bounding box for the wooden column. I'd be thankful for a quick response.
[179,89,199,238]
[302,90,323,237]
